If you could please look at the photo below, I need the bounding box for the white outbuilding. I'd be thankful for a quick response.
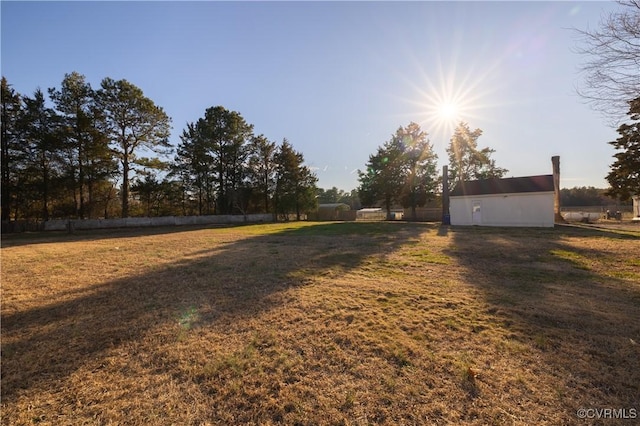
[633,195,640,222]
[449,175,555,227]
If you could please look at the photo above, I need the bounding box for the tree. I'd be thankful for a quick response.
[358,122,439,219]
[342,189,362,211]
[560,186,624,206]
[173,121,215,215]
[606,97,640,200]
[173,106,256,215]
[446,121,507,189]
[20,89,64,220]
[131,157,170,217]
[1,77,23,221]
[194,106,254,215]
[49,72,115,218]
[317,187,361,210]
[247,134,277,213]
[274,139,318,220]
[317,187,344,204]
[358,134,406,218]
[575,1,640,121]
[396,123,439,220]
[97,78,171,218]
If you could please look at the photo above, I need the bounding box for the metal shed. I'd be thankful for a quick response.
[356,208,386,221]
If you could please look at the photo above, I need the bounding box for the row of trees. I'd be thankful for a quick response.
[5,1,639,225]
[174,106,316,219]
[357,121,507,220]
[1,73,318,221]
[560,186,629,207]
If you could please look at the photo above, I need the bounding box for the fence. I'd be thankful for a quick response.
[2,214,275,233]
[402,208,442,222]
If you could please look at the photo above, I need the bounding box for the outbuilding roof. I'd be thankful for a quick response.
[318,203,351,210]
[450,174,554,197]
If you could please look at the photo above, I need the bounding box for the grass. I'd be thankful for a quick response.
[2,221,639,425]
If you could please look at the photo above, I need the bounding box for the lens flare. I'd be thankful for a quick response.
[438,102,458,121]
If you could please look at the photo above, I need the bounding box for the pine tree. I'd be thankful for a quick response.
[173,121,215,215]
[446,122,507,189]
[20,89,64,220]
[97,78,171,218]
[274,139,317,220]
[606,97,640,200]
[247,134,277,213]
[1,77,23,221]
[49,72,116,218]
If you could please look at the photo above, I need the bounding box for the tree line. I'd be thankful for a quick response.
[560,187,630,207]
[4,63,637,223]
[0,71,515,224]
[1,73,317,221]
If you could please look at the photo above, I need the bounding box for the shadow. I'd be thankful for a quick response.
[444,225,640,416]
[556,222,640,238]
[0,223,257,248]
[1,221,426,404]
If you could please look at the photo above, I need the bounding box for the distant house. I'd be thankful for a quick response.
[450,175,555,227]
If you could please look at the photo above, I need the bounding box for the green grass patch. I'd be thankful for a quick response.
[549,249,591,270]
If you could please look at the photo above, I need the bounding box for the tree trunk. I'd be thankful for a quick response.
[385,195,392,221]
[121,157,129,218]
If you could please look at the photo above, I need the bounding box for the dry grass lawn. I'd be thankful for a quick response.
[2,222,639,425]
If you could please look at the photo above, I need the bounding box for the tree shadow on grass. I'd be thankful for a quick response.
[0,222,426,409]
[0,223,253,248]
[444,225,640,420]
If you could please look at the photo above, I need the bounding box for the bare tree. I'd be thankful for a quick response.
[575,1,640,123]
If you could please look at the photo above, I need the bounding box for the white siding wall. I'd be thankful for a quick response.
[450,192,554,227]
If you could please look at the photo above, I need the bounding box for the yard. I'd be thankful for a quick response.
[2,222,639,425]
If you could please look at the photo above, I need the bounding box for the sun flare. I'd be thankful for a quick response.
[438,102,458,121]
[390,36,506,145]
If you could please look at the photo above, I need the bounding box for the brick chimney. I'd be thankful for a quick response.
[442,165,450,224]
[552,156,564,223]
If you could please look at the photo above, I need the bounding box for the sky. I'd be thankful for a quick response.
[1,1,626,191]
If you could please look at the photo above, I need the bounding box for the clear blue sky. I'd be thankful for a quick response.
[1,1,624,191]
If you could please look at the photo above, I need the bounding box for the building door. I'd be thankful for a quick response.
[472,200,482,225]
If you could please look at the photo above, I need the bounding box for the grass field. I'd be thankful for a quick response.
[2,222,639,425]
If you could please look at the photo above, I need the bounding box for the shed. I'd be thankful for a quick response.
[449,175,555,227]
[316,203,351,221]
[356,208,386,221]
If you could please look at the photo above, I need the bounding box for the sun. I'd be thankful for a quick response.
[423,92,468,138]
[389,40,505,145]
[437,102,459,121]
